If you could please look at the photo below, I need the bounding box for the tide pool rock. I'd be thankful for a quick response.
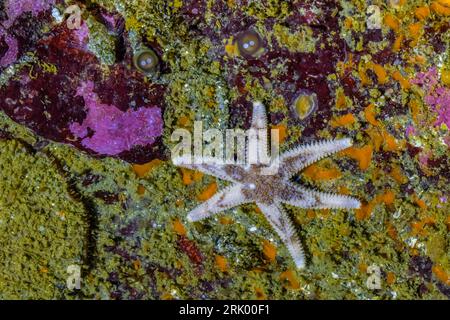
[0,5,166,164]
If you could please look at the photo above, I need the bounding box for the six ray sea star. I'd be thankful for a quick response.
[173,101,361,269]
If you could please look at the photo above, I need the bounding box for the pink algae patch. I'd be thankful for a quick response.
[426,86,450,128]
[3,0,56,28]
[0,0,56,67]
[411,67,450,128]
[73,22,90,45]
[0,29,18,67]
[405,125,416,138]
[69,81,163,156]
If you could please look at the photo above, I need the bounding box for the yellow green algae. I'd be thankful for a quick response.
[0,0,449,299]
[272,24,317,53]
[86,17,117,66]
[0,121,87,299]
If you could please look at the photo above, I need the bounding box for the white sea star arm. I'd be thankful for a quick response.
[187,184,250,222]
[247,101,271,166]
[251,101,268,130]
[280,138,353,178]
[257,202,306,269]
[172,155,246,183]
[281,184,361,210]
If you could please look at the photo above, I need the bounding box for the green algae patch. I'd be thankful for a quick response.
[272,24,317,53]
[86,17,116,66]
[0,139,86,299]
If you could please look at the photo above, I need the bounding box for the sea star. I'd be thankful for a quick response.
[173,101,361,269]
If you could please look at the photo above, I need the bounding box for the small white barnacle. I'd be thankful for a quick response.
[366,5,382,30]
[51,8,64,23]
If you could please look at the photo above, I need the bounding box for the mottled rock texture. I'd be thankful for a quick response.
[0,0,448,299]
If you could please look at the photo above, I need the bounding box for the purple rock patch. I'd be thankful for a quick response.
[0,29,18,67]
[412,68,450,128]
[2,0,56,28]
[70,81,163,156]
[0,0,57,68]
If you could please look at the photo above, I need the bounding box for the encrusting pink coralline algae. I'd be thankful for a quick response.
[411,67,450,129]
[0,0,56,67]
[3,0,56,28]
[0,28,18,67]
[69,81,164,156]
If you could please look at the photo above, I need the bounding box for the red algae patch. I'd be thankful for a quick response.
[0,6,167,164]
[177,235,203,267]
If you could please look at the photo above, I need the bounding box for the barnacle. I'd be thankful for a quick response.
[235,29,264,58]
[293,91,318,120]
[133,48,159,74]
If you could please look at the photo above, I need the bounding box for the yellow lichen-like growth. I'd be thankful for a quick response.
[224,36,239,57]
[272,24,316,53]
